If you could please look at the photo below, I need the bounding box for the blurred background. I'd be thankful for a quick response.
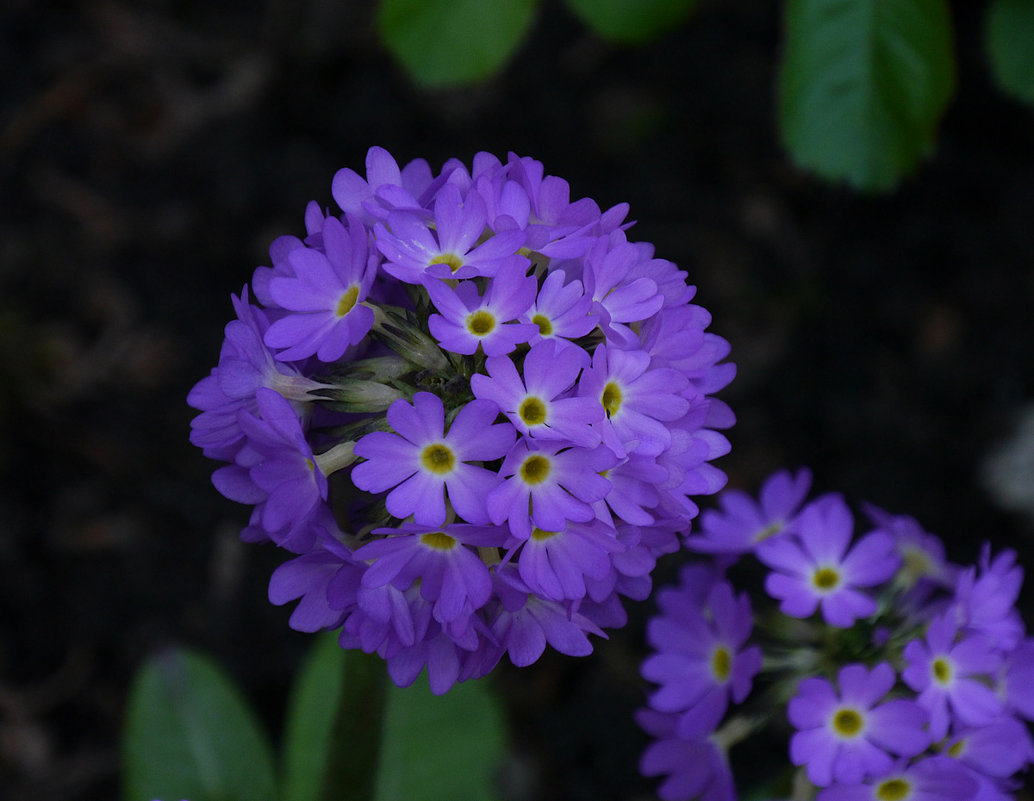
[2,1,1033,799]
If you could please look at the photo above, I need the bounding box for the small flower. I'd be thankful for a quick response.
[262,214,378,362]
[513,519,623,602]
[578,344,690,458]
[642,579,762,736]
[789,662,930,786]
[685,467,812,556]
[425,268,539,356]
[901,614,1003,740]
[351,392,514,526]
[757,494,899,627]
[487,439,615,540]
[816,756,978,801]
[519,268,597,344]
[376,184,527,283]
[636,709,736,801]
[470,339,601,446]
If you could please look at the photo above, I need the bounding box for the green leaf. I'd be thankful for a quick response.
[564,0,697,44]
[377,0,539,87]
[280,634,347,801]
[122,647,277,801]
[778,0,956,191]
[373,675,507,801]
[987,0,1034,105]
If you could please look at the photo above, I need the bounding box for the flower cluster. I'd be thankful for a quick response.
[639,468,1034,801]
[189,147,735,693]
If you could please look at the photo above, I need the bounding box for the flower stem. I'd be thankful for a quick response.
[320,649,388,801]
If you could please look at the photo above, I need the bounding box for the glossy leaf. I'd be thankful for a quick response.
[123,647,277,801]
[377,0,539,87]
[779,0,956,191]
[373,675,507,801]
[564,0,698,44]
[987,0,1034,105]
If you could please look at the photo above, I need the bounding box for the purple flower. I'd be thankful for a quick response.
[351,392,513,526]
[425,268,539,356]
[757,494,899,627]
[376,184,527,283]
[816,756,978,801]
[642,579,762,736]
[487,439,615,540]
[636,709,736,801]
[518,268,597,344]
[212,387,330,552]
[513,519,623,602]
[192,146,737,692]
[470,339,601,446]
[355,523,503,624]
[901,614,1003,739]
[946,717,1034,779]
[685,467,812,556]
[951,545,1025,651]
[262,214,378,362]
[578,344,690,457]
[789,662,931,786]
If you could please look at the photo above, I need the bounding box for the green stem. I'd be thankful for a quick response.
[320,649,388,801]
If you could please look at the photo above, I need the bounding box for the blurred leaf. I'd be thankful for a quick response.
[987,0,1034,105]
[123,647,277,801]
[373,675,507,801]
[377,0,539,87]
[564,0,698,44]
[280,633,346,801]
[778,0,956,191]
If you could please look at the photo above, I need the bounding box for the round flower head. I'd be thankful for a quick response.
[189,147,736,692]
[757,494,899,627]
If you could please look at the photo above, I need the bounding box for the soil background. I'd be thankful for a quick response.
[3,1,1034,800]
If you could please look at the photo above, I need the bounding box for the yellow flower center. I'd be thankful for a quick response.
[812,566,841,591]
[420,443,455,475]
[532,314,553,336]
[420,531,457,550]
[601,382,622,417]
[520,454,551,485]
[832,707,863,738]
[932,656,953,685]
[710,646,731,682]
[875,778,912,801]
[432,252,464,273]
[335,285,360,317]
[531,527,558,541]
[519,397,547,426]
[466,310,496,336]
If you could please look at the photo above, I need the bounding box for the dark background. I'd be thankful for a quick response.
[2,1,1033,799]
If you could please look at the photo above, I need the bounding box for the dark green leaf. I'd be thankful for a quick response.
[987,0,1034,105]
[280,634,347,801]
[122,647,277,801]
[564,0,697,44]
[373,675,507,801]
[377,0,539,87]
[778,0,956,191]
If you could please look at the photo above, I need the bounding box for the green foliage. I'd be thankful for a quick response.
[376,0,539,87]
[281,634,347,801]
[123,648,278,801]
[564,0,698,44]
[374,674,507,801]
[123,642,509,801]
[777,0,956,191]
[987,0,1034,105]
